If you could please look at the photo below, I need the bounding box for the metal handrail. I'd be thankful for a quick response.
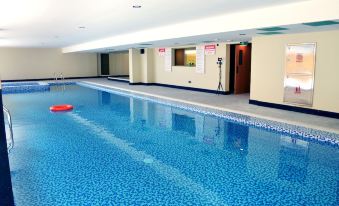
[3,106,14,153]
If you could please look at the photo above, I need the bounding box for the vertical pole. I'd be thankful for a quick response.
[0,81,15,205]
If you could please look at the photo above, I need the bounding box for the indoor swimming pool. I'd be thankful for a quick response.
[3,83,339,205]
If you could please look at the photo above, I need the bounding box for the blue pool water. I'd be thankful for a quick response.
[3,84,339,206]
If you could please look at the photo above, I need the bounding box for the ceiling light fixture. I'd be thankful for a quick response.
[78,26,86,29]
[239,33,246,36]
[240,41,249,46]
[133,5,141,8]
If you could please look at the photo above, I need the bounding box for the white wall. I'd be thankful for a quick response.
[109,52,129,76]
[0,48,97,80]
[250,30,339,113]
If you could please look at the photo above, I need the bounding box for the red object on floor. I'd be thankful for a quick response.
[50,104,73,112]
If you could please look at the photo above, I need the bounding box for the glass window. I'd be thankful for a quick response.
[174,48,196,67]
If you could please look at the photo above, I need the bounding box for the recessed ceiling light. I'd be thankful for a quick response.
[133,5,141,8]
[78,26,86,29]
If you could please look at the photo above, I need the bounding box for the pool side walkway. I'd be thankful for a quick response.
[61,78,339,135]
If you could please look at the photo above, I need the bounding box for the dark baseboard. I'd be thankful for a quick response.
[107,78,130,83]
[109,75,129,78]
[2,76,103,82]
[249,99,339,119]
[128,82,145,85]
[0,89,15,205]
[129,82,230,95]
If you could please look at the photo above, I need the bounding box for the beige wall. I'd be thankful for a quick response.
[251,30,339,113]
[129,49,141,83]
[0,48,97,80]
[109,52,129,76]
[153,44,229,91]
[129,48,155,83]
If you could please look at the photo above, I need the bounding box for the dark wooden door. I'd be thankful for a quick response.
[101,53,109,75]
[234,44,251,94]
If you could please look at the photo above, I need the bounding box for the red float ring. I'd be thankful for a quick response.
[50,104,73,112]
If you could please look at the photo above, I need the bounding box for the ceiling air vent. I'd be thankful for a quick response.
[257,26,288,31]
[139,43,153,46]
[303,20,339,26]
[202,40,214,43]
[257,32,284,35]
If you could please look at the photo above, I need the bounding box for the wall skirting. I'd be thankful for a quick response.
[128,82,230,95]
[249,99,339,119]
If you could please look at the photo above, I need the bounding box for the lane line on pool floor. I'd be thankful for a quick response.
[68,112,228,206]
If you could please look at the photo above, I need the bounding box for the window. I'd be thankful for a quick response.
[174,48,196,66]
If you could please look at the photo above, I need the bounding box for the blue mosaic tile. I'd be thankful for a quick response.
[3,83,338,205]
[2,82,50,94]
[77,82,339,147]
[48,82,76,86]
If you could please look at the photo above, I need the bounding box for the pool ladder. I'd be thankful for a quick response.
[53,72,65,82]
[3,106,14,153]
[53,73,66,91]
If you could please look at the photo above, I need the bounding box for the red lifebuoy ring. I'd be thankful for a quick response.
[50,104,73,112]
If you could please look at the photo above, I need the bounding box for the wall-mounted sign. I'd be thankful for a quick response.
[204,45,216,55]
[158,48,165,56]
[283,43,316,106]
[196,46,205,74]
[164,48,172,72]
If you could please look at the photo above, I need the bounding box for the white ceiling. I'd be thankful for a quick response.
[0,0,339,52]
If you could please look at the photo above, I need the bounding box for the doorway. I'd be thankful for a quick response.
[229,44,252,94]
[100,53,110,76]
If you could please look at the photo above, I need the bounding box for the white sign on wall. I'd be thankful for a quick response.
[196,46,205,74]
[204,45,216,55]
[165,48,172,71]
[158,48,165,56]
